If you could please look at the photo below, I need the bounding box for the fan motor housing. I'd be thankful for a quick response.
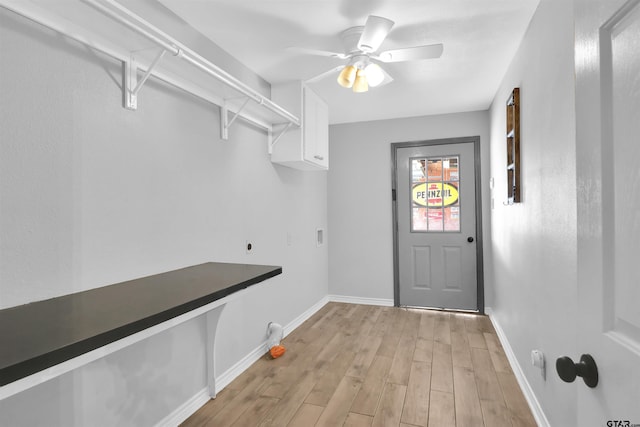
[339,26,365,54]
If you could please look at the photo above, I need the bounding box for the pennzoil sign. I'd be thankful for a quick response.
[412,182,459,207]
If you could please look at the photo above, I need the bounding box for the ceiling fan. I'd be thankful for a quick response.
[292,15,443,93]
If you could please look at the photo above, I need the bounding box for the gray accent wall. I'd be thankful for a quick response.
[328,112,491,304]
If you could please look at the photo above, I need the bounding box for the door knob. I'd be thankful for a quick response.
[467,237,474,243]
[555,354,598,388]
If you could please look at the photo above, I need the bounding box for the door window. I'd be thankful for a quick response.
[410,157,460,232]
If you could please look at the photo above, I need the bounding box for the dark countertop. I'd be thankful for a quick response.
[0,262,282,387]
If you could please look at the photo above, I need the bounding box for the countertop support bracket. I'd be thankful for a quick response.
[206,303,224,397]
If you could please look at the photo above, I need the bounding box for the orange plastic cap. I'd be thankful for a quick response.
[270,345,286,359]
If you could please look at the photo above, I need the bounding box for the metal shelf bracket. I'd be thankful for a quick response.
[1,0,301,139]
[268,122,294,154]
[124,48,167,110]
[220,98,251,140]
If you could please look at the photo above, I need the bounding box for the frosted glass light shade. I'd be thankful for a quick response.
[365,63,384,87]
[337,65,357,88]
[352,69,368,92]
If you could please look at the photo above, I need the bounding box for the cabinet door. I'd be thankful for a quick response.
[303,87,329,168]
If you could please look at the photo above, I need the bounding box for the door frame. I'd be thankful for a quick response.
[391,136,485,313]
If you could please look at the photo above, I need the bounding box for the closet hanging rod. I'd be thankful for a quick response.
[82,0,300,127]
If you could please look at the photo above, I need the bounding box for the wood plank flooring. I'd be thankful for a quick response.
[181,303,537,427]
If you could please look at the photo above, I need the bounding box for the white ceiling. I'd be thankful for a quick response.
[159,0,539,124]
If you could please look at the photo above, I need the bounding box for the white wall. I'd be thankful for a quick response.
[488,0,577,425]
[0,6,327,426]
[328,112,491,303]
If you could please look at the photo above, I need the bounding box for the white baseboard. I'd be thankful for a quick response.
[216,295,330,392]
[159,296,331,426]
[485,308,550,427]
[283,296,330,337]
[215,340,270,392]
[328,294,394,307]
[154,387,210,427]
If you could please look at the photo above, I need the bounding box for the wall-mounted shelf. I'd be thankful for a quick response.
[0,263,281,400]
[506,88,521,204]
[0,0,300,143]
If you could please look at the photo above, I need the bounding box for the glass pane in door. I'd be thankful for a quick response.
[411,156,460,232]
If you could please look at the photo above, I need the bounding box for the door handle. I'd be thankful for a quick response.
[556,354,598,388]
[467,237,474,243]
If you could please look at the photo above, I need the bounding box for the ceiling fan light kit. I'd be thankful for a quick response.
[352,69,369,93]
[297,14,444,94]
[364,63,384,87]
[337,64,357,88]
[336,60,384,92]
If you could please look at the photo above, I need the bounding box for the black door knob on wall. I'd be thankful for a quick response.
[556,354,598,388]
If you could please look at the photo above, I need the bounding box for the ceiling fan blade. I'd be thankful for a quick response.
[357,15,394,53]
[376,43,443,62]
[304,66,344,84]
[287,46,348,59]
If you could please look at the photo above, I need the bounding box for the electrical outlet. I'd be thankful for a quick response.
[316,228,324,247]
[531,349,546,379]
[245,240,253,254]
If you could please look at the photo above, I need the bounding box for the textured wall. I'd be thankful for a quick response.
[0,6,327,426]
[488,0,577,425]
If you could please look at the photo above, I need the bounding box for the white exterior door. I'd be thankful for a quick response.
[575,0,640,424]
[394,140,479,311]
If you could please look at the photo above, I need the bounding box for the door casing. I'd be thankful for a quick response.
[391,136,484,313]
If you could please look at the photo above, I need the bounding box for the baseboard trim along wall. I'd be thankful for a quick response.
[328,294,394,307]
[156,296,331,427]
[216,295,330,392]
[154,387,210,427]
[485,307,551,427]
[284,296,331,336]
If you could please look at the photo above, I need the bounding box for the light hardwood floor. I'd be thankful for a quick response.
[182,303,537,427]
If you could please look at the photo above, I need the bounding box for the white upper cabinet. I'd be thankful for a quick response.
[271,82,329,170]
